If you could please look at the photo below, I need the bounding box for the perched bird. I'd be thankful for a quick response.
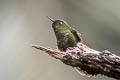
[47,16,81,51]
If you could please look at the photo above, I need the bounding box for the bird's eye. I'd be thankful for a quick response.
[60,22,63,25]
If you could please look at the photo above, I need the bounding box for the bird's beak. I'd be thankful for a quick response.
[47,16,54,22]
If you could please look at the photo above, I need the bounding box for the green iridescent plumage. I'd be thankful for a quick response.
[47,16,81,51]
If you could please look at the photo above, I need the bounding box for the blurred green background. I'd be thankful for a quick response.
[0,0,120,80]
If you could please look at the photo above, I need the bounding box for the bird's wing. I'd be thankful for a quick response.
[70,27,82,42]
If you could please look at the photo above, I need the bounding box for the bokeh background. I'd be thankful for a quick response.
[0,0,120,80]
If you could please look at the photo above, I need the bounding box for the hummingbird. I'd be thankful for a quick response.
[47,16,93,77]
[47,16,82,51]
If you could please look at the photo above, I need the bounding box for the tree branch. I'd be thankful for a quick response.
[32,42,120,80]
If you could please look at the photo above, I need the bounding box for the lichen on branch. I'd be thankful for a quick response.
[32,42,120,79]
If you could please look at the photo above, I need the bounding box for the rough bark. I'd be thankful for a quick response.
[32,42,120,80]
